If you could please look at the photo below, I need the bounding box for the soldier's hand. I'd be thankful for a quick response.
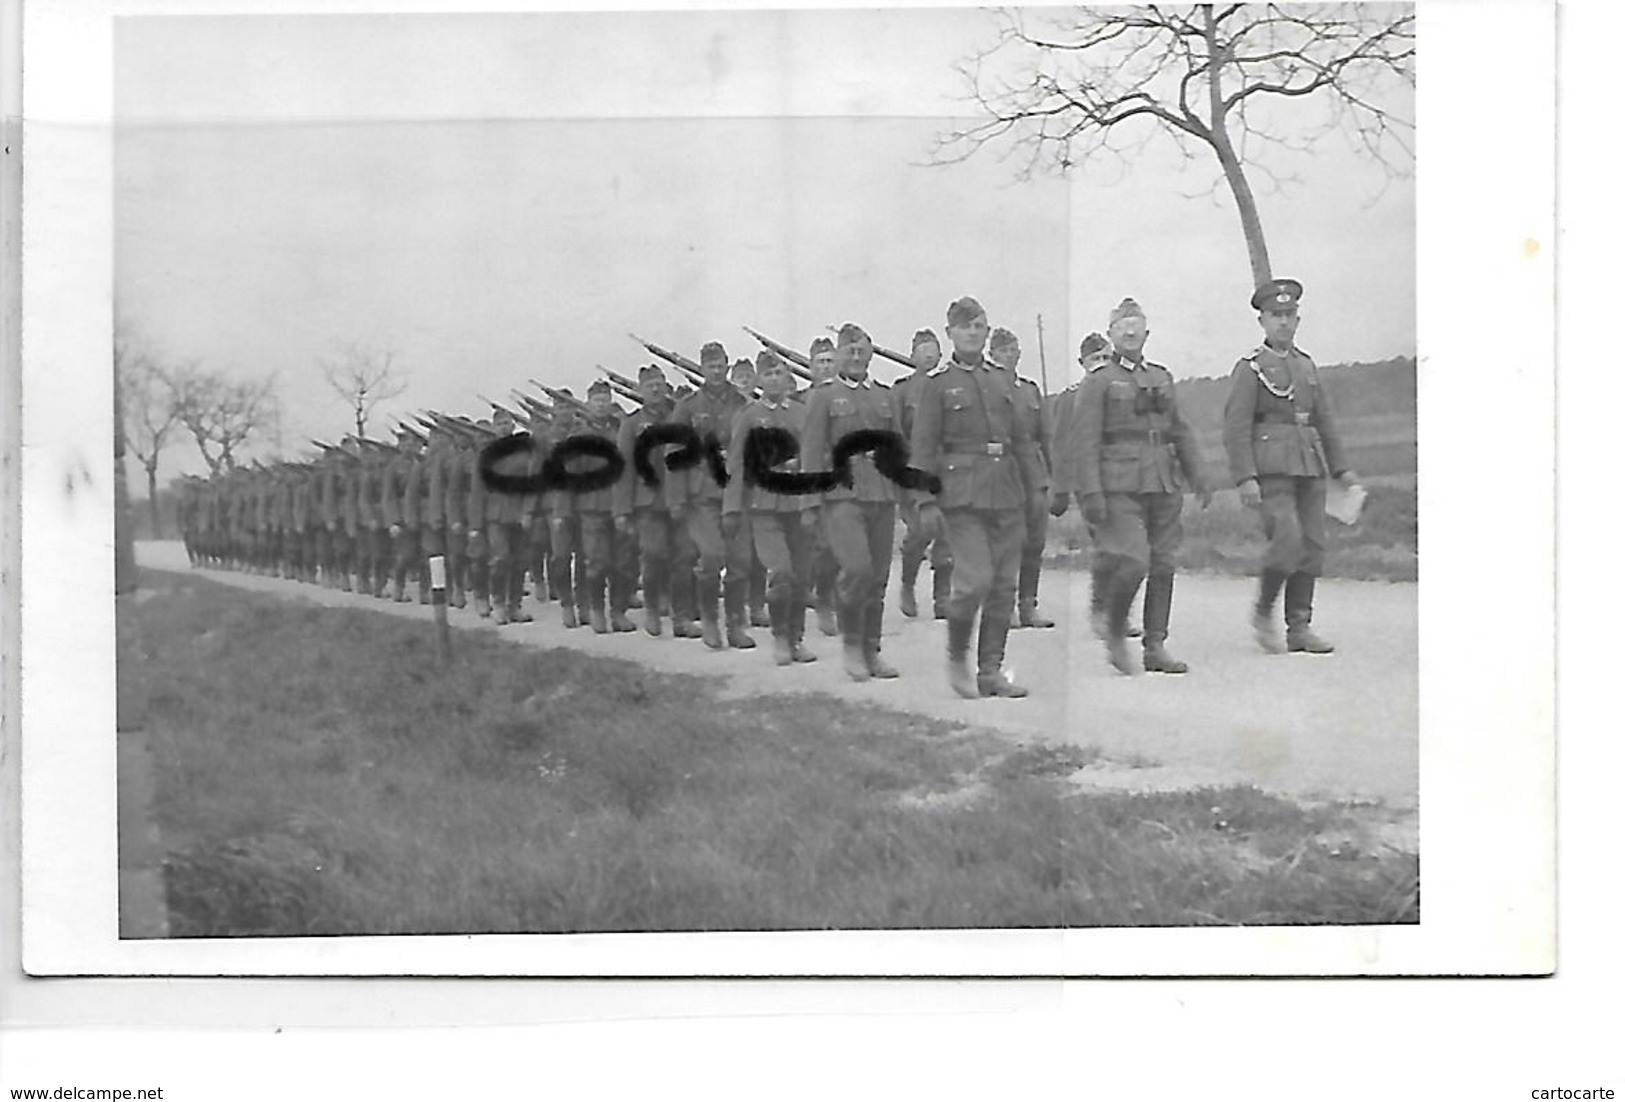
[388,523,402,538]
[918,503,945,541]
[468,528,481,539]
[450,521,464,534]
[1049,491,1071,518]
[1238,479,1262,508]
[801,509,821,531]
[613,514,631,534]
[1196,487,1214,510]
[1081,494,1107,528]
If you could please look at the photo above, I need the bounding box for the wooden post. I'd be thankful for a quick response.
[429,553,452,662]
[1035,313,1050,396]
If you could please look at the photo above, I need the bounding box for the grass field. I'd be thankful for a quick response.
[123,568,1418,936]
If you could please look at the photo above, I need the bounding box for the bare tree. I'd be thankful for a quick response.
[934,4,1415,287]
[115,336,186,537]
[171,366,281,475]
[320,342,408,438]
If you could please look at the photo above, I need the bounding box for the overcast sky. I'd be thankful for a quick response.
[114,8,1415,469]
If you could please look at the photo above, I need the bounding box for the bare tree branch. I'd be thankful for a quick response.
[319,342,409,439]
[931,3,1415,287]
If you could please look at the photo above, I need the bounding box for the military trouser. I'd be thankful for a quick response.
[465,528,489,606]
[488,521,530,610]
[579,512,637,616]
[391,527,423,597]
[327,527,354,590]
[1095,492,1184,641]
[547,515,582,613]
[1256,475,1327,576]
[900,515,954,590]
[807,517,839,615]
[943,507,1026,675]
[822,500,896,652]
[528,516,553,601]
[635,508,696,623]
[750,510,813,642]
[685,500,754,626]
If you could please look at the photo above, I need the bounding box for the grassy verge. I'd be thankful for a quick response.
[123,568,1418,935]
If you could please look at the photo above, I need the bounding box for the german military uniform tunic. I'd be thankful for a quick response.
[1222,343,1348,577]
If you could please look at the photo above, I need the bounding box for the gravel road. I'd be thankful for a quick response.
[135,540,1417,808]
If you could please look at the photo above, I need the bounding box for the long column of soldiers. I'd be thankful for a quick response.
[171,282,1362,697]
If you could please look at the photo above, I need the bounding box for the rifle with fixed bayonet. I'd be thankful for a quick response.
[740,327,816,382]
[594,366,645,405]
[823,324,913,369]
[627,333,708,386]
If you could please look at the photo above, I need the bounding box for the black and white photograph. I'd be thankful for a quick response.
[14,0,1553,978]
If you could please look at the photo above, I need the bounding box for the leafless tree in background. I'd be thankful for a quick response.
[321,342,408,439]
[933,3,1415,287]
[115,333,187,537]
[171,366,281,475]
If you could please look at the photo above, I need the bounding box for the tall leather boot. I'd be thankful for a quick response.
[1016,548,1054,628]
[946,615,978,699]
[609,571,636,632]
[863,598,899,679]
[641,568,665,637]
[1104,566,1143,676]
[471,560,491,618]
[899,540,923,618]
[789,586,817,663]
[931,560,952,620]
[698,576,724,650]
[1140,572,1188,673]
[573,557,591,626]
[725,578,756,649]
[1089,562,1110,638]
[1253,567,1288,653]
[1285,572,1335,653]
[977,606,1027,696]
[671,568,700,638]
[816,586,839,637]
[840,599,870,681]
[770,591,794,666]
[588,574,610,634]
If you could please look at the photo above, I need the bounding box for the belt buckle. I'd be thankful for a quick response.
[986,442,1004,457]
[1294,412,1311,425]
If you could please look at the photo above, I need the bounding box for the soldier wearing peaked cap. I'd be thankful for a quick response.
[1225,278,1362,654]
[910,296,1048,699]
[564,379,638,634]
[1054,297,1210,676]
[892,327,955,622]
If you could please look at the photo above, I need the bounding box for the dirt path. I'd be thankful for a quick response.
[134,541,1417,811]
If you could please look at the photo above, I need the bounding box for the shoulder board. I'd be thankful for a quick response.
[1086,359,1112,373]
[1293,345,1314,361]
[1144,359,1170,374]
[926,364,951,377]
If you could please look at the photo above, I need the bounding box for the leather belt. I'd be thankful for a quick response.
[1254,413,1312,426]
[946,443,1007,457]
[1103,429,1168,444]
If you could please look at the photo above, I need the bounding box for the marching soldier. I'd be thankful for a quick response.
[910,296,1045,698]
[805,336,841,637]
[486,407,539,625]
[542,398,584,628]
[724,349,818,666]
[988,327,1056,629]
[382,429,424,603]
[465,419,495,618]
[730,358,772,630]
[800,323,901,682]
[420,424,454,606]
[569,380,638,634]
[437,423,474,609]
[670,341,754,650]
[1223,278,1361,654]
[615,365,700,638]
[1054,297,1209,676]
[892,329,954,621]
